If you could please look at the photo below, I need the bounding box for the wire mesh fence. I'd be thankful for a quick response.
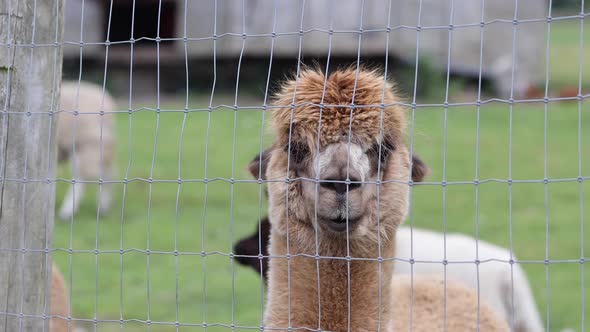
[0,0,588,331]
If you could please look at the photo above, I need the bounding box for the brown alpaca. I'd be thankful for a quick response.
[263,67,509,331]
[50,263,73,332]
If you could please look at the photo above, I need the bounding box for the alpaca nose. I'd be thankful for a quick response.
[320,174,362,194]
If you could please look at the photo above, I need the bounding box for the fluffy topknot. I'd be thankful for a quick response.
[271,67,406,150]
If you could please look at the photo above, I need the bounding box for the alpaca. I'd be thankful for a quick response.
[236,151,543,332]
[50,262,73,332]
[262,67,508,331]
[57,81,116,220]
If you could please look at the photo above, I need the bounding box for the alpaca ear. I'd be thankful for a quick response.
[234,234,263,274]
[247,148,272,180]
[233,217,272,281]
[411,154,429,182]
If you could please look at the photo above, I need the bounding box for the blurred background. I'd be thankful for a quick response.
[51,0,588,331]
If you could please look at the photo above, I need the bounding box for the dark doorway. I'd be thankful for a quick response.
[105,0,177,47]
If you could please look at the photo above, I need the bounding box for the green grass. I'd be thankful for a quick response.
[55,98,590,332]
[55,100,273,331]
[549,18,590,91]
[53,20,590,332]
[411,102,590,332]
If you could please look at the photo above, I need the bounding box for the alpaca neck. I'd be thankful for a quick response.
[264,226,396,331]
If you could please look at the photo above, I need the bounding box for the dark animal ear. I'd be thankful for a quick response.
[234,225,264,274]
[247,148,272,180]
[411,154,429,182]
[233,217,272,283]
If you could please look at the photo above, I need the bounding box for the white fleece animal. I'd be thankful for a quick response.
[395,227,544,332]
[57,81,116,220]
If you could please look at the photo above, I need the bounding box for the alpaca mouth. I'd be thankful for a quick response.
[325,216,360,232]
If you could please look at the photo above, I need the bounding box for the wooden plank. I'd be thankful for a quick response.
[0,0,63,331]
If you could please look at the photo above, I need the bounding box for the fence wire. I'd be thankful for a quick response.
[0,0,588,331]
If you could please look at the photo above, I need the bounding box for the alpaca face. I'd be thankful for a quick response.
[271,138,410,237]
[266,68,414,241]
[286,139,396,234]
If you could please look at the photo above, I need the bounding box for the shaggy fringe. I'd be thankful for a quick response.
[270,66,407,152]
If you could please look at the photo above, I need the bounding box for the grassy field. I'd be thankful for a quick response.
[549,18,590,92]
[53,18,589,332]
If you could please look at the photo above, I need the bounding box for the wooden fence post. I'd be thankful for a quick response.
[0,0,64,331]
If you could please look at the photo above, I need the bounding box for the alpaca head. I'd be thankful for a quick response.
[235,150,428,280]
[265,67,425,243]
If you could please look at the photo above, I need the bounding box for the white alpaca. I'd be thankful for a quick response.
[57,81,116,220]
[395,227,544,332]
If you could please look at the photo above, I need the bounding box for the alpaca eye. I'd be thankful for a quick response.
[286,141,309,165]
[369,139,395,166]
